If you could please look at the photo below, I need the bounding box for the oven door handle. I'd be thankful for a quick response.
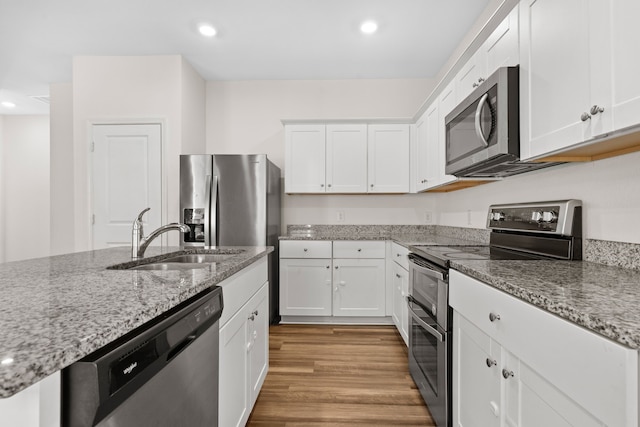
[408,304,445,343]
[409,259,445,281]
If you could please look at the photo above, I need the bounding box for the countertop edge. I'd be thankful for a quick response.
[0,247,272,399]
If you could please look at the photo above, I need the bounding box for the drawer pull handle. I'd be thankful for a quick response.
[502,369,514,379]
[357,248,362,252]
[326,265,330,269]
[303,248,308,252]
[253,310,259,316]
[486,358,497,368]
[396,253,401,257]
[335,266,339,269]
[489,312,501,322]
[248,315,255,321]
[396,273,401,278]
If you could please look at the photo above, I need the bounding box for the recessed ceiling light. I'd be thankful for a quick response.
[360,21,378,34]
[1,101,16,109]
[198,24,217,37]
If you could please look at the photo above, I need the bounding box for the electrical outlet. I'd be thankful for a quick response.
[424,211,433,224]
[337,211,345,222]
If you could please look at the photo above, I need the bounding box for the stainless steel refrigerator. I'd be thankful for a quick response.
[180,154,281,324]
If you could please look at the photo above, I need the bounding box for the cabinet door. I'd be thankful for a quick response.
[367,124,410,193]
[453,312,501,427]
[415,106,441,192]
[285,124,326,193]
[456,50,487,102]
[484,4,519,76]
[437,81,458,186]
[247,283,269,407]
[391,262,409,345]
[501,350,604,427]
[279,258,332,316]
[610,1,640,131]
[333,258,386,316]
[519,0,612,160]
[219,304,250,427]
[326,124,367,193]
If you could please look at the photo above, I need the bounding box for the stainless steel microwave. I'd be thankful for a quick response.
[444,66,558,177]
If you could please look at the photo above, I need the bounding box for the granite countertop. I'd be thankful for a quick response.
[452,259,640,350]
[0,245,272,398]
[280,231,486,248]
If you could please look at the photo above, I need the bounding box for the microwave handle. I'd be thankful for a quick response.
[475,92,490,147]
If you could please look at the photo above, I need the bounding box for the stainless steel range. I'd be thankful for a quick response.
[406,200,582,427]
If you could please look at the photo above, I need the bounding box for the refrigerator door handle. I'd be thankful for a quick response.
[204,174,212,246]
[210,175,219,246]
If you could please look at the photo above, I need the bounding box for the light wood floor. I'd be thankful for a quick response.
[247,324,435,426]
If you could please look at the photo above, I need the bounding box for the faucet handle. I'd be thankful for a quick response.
[136,207,151,222]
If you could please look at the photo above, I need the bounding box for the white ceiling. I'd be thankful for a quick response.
[0,0,490,114]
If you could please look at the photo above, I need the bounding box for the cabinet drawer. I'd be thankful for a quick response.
[390,242,409,270]
[280,240,332,258]
[333,241,385,259]
[450,270,637,427]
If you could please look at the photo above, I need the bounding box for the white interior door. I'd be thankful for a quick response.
[92,124,162,249]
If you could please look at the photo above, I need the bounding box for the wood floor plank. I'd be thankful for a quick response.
[247,324,434,426]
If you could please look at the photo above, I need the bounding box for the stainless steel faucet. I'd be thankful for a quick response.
[132,208,191,259]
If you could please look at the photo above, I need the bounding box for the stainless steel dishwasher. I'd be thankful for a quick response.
[62,286,223,427]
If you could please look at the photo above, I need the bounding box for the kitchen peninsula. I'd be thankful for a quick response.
[0,245,272,425]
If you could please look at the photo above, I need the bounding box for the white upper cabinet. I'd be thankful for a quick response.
[609,1,640,132]
[285,124,326,193]
[457,4,519,104]
[484,4,519,75]
[437,81,459,186]
[519,0,613,160]
[367,124,410,193]
[326,124,368,193]
[456,49,488,103]
[414,108,430,192]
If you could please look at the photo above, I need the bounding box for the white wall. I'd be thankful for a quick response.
[206,78,437,228]
[0,116,4,262]
[436,151,640,244]
[0,115,50,262]
[49,83,75,256]
[71,55,205,250]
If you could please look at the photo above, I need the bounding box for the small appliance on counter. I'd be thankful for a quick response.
[406,200,582,427]
[445,66,562,178]
[180,154,281,324]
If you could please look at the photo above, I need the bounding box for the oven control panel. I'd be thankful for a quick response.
[487,200,582,236]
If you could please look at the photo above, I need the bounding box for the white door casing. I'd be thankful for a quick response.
[91,124,162,249]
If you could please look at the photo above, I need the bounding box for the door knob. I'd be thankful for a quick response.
[489,312,501,322]
[590,105,605,115]
[486,358,497,368]
[581,112,591,121]
[502,369,514,379]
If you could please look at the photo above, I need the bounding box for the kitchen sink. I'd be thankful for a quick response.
[129,262,213,271]
[107,249,244,271]
[161,254,234,263]
[128,253,235,271]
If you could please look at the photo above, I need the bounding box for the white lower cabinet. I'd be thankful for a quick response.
[391,262,409,345]
[450,269,638,427]
[280,258,332,316]
[218,258,269,427]
[279,240,386,320]
[389,242,409,345]
[333,258,385,317]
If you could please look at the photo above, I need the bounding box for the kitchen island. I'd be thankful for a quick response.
[0,245,272,403]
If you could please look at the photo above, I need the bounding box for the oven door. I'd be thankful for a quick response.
[408,254,448,329]
[408,298,448,427]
